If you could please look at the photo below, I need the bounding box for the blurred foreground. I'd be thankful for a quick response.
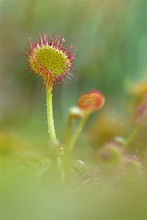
[1,152,146,219]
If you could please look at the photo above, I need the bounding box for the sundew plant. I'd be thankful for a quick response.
[22,32,105,184]
[1,1,147,219]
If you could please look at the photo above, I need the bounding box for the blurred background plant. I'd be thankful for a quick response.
[0,0,147,219]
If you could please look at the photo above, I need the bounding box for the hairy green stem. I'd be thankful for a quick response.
[46,86,57,142]
[69,114,89,151]
[65,114,73,147]
[124,124,142,148]
[64,114,89,183]
[46,86,65,184]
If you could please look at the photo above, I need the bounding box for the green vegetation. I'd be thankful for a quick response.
[0,1,146,219]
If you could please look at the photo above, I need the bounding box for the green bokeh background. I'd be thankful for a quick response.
[0,1,147,219]
[1,1,146,137]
